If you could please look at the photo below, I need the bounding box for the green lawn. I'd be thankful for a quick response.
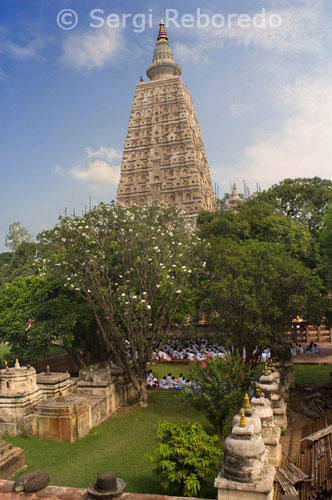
[150,362,194,380]
[5,392,217,498]
[294,363,332,384]
[0,344,11,358]
[0,344,65,363]
[46,345,66,357]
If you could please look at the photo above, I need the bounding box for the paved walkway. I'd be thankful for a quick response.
[291,342,332,364]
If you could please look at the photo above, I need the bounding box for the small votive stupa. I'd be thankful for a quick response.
[215,410,275,500]
[251,386,282,466]
[259,363,288,430]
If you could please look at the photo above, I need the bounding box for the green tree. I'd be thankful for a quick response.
[182,356,252,435]
[5,222,32,251]
[0,275,98,366]
[199,238,323,359]
[198,198,316,265]
[319,206,332,327]
[147,421,221,497]
[39,202,200,405]
[255,177,332,236]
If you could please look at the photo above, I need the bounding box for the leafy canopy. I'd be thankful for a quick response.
[5,222,32,251]
[38,202,201,404]
[182,356,252,435]
[147,421,221,497]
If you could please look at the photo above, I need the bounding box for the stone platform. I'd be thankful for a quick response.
[0,362,138,441]
[0,438,25,480]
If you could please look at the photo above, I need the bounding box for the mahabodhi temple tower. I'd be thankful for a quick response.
[116,20,216,221]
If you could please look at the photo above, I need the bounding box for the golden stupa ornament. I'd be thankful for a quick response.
[240,409,246,427]
[157,19,168,42]
[243,393,250,409]
[264,362,269,376]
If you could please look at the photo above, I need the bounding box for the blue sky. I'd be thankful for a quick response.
[1,0,332,250]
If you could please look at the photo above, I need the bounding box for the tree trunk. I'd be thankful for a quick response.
[138,382,148,407]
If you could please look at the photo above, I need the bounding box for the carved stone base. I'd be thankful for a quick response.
[214,465,275,500]
[0,439,25,479]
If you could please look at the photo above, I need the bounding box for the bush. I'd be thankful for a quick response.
[147,421,222,497]
[182,355,253,436]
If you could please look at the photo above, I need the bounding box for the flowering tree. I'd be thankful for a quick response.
[39,202,200,405]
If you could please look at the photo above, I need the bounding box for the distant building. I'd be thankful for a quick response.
[117,20,216,223]
[227,183,244,212]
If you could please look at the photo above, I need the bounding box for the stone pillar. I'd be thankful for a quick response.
[214,411,275,500]
[251,388,282,467]
[317,326,321,342]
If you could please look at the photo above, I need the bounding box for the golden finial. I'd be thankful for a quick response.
[4,360,8,372]
[240,409,246,427]
[264,362,269,376]
[256,384,262,397]
[243,393,250,409]
[157,19,168,42]
[46,365,50,373]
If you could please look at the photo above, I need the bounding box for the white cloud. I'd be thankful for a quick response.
[61,26,123,69]
[56,146,122,189]
[215,67,332,188]
[70,159,120,185]
[85,146,122,163]
[174,1,328,62]
[0,25,45,76]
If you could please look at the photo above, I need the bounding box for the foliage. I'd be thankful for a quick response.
[5,222,32,251]
[254,177,332,236]
[0,242,39,288]
[147,421,221,497]
[197,238,324,359]
[182,356,252,435]
[0,252,13,266]
[198,198,316,265]
[38,202,201,404]
[0,275,97,365]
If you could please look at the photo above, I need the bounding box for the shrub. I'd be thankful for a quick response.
[147,421,222,497]
[182,355,253,436]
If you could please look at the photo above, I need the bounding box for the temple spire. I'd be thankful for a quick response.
[146,19,182,81]
[157,19,168,42]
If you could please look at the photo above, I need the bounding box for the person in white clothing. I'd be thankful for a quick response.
[147,369,158,388]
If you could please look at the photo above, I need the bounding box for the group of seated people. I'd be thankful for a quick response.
[152,339,230,362]
[290,342,320,356]
[147,370,193,390]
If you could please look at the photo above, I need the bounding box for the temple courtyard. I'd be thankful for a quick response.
[1,362,330,497]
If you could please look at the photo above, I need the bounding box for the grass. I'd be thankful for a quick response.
[150,362,194,380]
[0,344,11,358]
[0,344,65,362]
[46,345,66,357]
[294,363,332,384]
[5,391,217,498]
